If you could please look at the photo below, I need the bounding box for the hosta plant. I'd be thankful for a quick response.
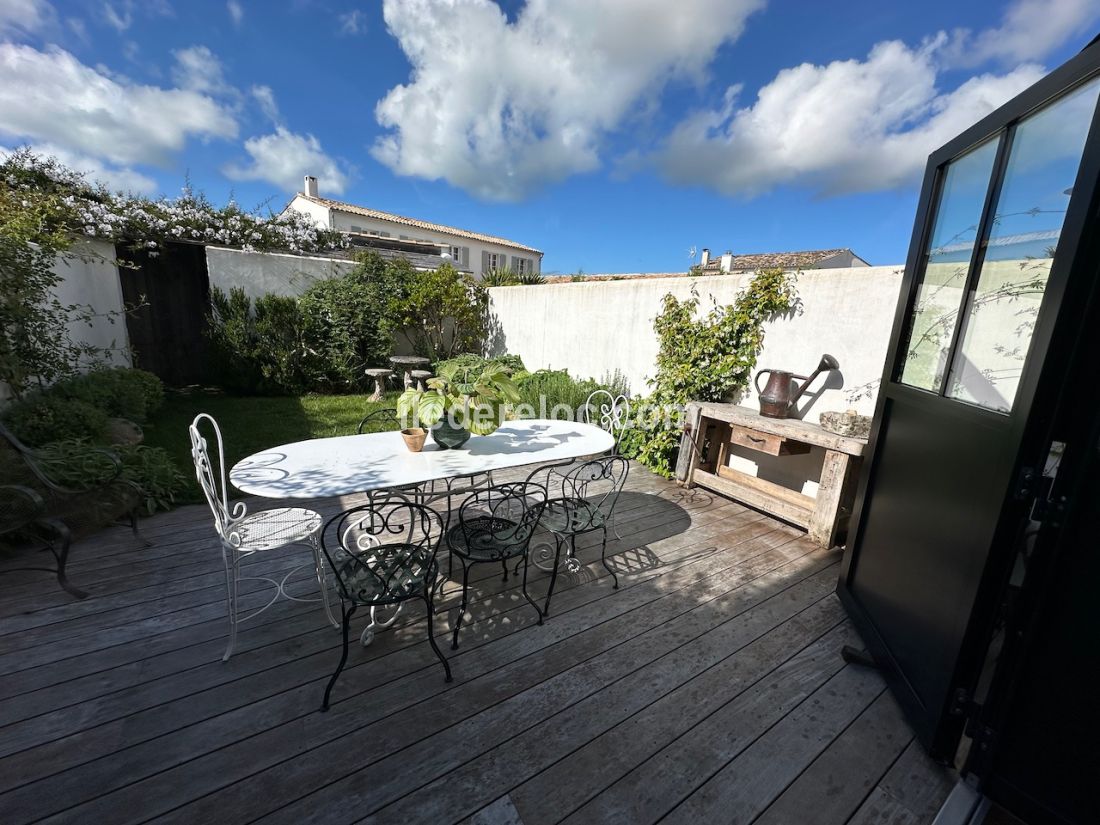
[397,361,521,436]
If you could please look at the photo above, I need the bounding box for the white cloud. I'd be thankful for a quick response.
[171,45,232,95]
[0,0,54,37]
[227,0,242,26]
[1,141,158,193]
[654,39,1046,197]
[944,0,1099,67]
[0,43,238,168]
[372,0,765,201]
[251,84,280,124]
[338,9,365,35]
[223,126,350,194]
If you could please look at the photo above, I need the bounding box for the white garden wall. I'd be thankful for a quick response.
[52,237,132,368]
[488,266,905,422]
[205,245,358,300]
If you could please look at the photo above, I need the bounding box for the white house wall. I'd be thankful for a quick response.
[329,208,539,277]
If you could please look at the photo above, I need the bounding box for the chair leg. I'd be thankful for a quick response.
[500,559,509,582]
[130,508,153,548]
[221,548,240,662]
[522,553,544,626]
[451,560,472,650]
[50,522,87,600]
[322,603,357,712]
[600,526,618,589]
[422,587,452,683]
[309,534,339,629]
[543,535,565,617]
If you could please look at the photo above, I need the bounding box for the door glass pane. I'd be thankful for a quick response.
[899,139,999,392]
[948,77,1100,412]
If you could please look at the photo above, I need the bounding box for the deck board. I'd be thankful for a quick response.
[0,462,953,824]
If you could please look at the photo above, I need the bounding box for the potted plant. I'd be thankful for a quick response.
[396,360,521,449]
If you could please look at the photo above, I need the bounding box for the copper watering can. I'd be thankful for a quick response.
[754,354,840,418]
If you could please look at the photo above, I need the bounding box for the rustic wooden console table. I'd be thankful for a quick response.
[676,402,867,548]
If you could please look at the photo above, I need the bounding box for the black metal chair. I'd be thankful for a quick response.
[0,484,85,598]
[524,456,630,616]
[445,481,547,649]
[357,408,400,435]
[320,493,451,711]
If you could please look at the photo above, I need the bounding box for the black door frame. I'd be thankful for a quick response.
[838,36,1100,759]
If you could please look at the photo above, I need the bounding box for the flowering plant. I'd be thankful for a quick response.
[2,149,348,255]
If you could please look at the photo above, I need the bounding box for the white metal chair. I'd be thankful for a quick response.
[189,414,338,661]
[581,390,631,541]
[581,390,630,454]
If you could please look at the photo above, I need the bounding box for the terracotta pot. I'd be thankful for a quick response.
[400,427,427,452]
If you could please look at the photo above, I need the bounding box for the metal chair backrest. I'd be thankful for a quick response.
[457,481,547,559]
[188,413,246,543]
[581,390,630,452]
[528,456,629,531]
[357,408,400,435]
[321,492,443,604]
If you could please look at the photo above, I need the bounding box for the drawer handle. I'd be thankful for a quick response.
[746,435,766,443]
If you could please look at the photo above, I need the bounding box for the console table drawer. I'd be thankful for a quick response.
[727,424,812,457]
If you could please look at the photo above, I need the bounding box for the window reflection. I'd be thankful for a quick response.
[948,77,1100,412]
[899,139,999,392]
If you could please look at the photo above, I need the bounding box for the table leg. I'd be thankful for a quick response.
[809,449,852,548]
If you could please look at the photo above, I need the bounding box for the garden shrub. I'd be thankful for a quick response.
[31,439,183,516]
[514,368,630,419]
[2,393,109,446]
[53,367,165,422]
[399,263,489,360]
[434,353,526,376]
[206,253,416,395]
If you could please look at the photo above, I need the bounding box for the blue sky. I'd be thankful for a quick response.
[0,0,1096,273]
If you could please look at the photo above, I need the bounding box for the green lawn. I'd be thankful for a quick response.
[143,392,399,503]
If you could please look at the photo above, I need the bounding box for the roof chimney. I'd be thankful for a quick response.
[700,248,710,266]
[720,251,733,272]
[303,175,319,198]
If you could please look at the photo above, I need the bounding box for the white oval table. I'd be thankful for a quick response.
[230,419,615,647]
[230,419,615,499]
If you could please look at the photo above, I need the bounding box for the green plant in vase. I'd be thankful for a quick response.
[396,361,521,448]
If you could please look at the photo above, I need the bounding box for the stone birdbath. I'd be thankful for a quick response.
[409,369,433,391]
[389,355,431,390]
[364,368,394,402]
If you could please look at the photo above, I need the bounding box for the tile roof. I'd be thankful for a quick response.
[295,194,542,255]
[701,248,864,271]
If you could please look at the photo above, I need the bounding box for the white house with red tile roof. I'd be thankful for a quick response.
[283,176,542,278]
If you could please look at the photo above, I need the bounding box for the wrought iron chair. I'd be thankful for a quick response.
[581,390,631,454]
[356,407,401,436]
[189,414,337,661]
[445,481,547,649]
[0,421,147,547]
[320,494,451,710]
[525,456,629,615]
[0,484,85,598]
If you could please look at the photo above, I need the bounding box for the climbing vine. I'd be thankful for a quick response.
[621,268,798,477]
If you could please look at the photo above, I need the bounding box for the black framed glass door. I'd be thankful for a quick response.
[838,39,1100,761]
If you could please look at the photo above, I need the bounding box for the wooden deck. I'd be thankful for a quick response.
[0,463,954,824]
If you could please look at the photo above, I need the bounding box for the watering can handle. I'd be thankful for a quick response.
[754,369,772,395]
